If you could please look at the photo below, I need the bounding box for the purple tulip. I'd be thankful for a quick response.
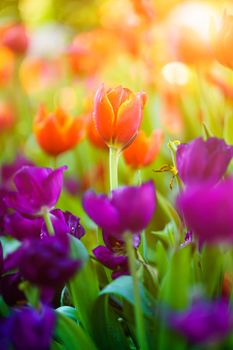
[4,165,67,216]
[41,209,85,239]
[4,235,81,289]
[83,181,156,238]
[11,305,56,350]
[170,299,233,344]
[93,231,140,279]
[4,212,43,240]
[177,179,233,244]
[176,137,233,186]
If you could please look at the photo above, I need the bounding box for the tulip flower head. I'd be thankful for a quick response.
[93,84,146,149]
[4,165,67,216]
[123,129,163,169]
[176,137,233,186]
[170,299,233,344]
[83,181,156,239]
[177,178,233,245]
[212,12,233,70]
[2,24,29,55]
[33,106,84,156]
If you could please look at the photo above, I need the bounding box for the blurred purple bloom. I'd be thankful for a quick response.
[0,272,25,306]
[64,176,81,196]
[0,241,3,275]
[170,299,233,344]
[4,212,43,240]
[41,209,85,239]
[93,231,140,279]
[1,154,34,190]
[176,137,233,186]
[4,235,81,289]
[0,188,9,234]
[177,179,233,244]
[11,305,56,350]
[4,165,67,216]
[83,181,156,238]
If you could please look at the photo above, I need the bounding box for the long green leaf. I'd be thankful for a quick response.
[54,311,97,350]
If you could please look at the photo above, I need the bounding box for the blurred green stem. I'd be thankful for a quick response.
[109,147,120,191]
[124,232,148,350]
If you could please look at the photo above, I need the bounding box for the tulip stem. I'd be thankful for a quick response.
[124,232,148,350]
[109,147,120,191]
[43,211,54,235]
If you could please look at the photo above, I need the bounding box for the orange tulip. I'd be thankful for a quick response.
[213,13,233,70]
[33,106,84,156]
[123,130,163,169]
[93,84,146,149]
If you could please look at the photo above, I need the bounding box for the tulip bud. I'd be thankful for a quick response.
[123,130,163,169]
[33,106,84,156]
[93,84,146,149]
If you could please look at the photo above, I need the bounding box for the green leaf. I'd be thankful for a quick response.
[156,191,182,234]
[91,296,129,350]
[201,246,223,297]
[56,306,78,322]
[54,311,97,350]
[67,235,99,335]
[99,275,155,318]
[159,246,191,309]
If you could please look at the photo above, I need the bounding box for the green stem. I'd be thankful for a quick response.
[43,211,54,235]
[109,147,120,191]
[136,170,147,261]
[124,233,148,350]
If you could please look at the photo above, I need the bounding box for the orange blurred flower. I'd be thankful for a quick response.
[20,58,61,94]
[33,106,84,156]
[1,24,28,55]
[86,113,107,150]
[123,130,163,169]
[94,84,146,149]
[206,73,233,101]
[159,89,183,136]
[67,29,118,77]
[213,13,233,70]
[0,47,14,85]
[0,102,15,132]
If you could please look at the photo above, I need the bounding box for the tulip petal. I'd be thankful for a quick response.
[94,84,115,143]
[115,93,143,146]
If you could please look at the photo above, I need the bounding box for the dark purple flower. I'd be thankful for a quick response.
[176,137,233,186]
[4,165,67,216]
[4,212,43,240]
[41,209,85,239]
[0,188,9,234]
[11,305,56,350]
[0,241,3,275]
[177,179,233,244]
[93,231,140,279]
[0,272,25,306]
[1,154,34,190]
[0,316,12,350]
[4,235,81,289]
[83,181,156,238]
[170,299,233,344]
